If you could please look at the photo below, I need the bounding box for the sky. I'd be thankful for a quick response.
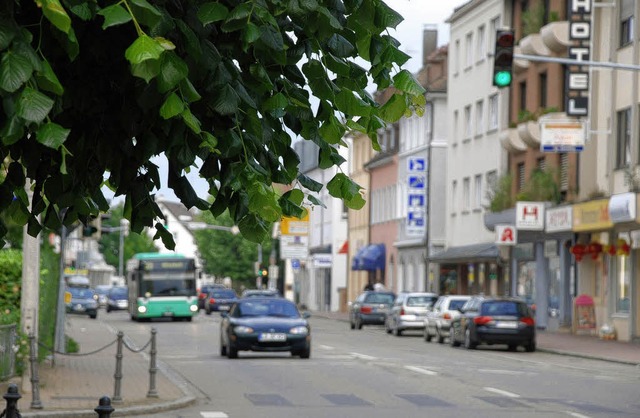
[105,0,469,206]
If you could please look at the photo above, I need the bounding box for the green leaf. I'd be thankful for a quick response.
[34,59,64,96]
[179,78,202,103]
[237,214,269,243]
[335,89,371,117]
[318,115,345,144]
[263,92,288,111]
[125,35,165,65]
[130,59,161,83]
[378,93,407,123]
[200,132,218,152]
[0,20,17,51]
[327,34,355,57]
[0,51,33,93]
[159,93,185,119]
[197,2,229,25]
[393,70,426,96]
[260,25,284,50]
[97,4,132,29]
[284,189,305,206]
[153,222,176,250]
[181,107,202,134]
[247,182,281,222]
[243,22,261,50]
[374,1,404,30]
[212,84,240,115]
[157,53,188,93]
[129,0,163,28]
[221,3,252,32]
[36,122,70,148]
[326,173,365,209]
[0,115,24,146]
[16,87,54,123]
[41,0,72,34]
[297,174,322,192]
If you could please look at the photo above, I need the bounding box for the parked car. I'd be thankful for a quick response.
[205,288,238,314]
[219,297,311,359]
[385,292,438,336]
[241,289,282,298]
[65,287,98,319]
[106,286,129,313]
[94,285,112,308]
[449,296,536,352]
[424,295,472,343]
[198,284,227,309]
[348,290,396,330]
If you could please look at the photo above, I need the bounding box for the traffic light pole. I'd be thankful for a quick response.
[514,53,640,71]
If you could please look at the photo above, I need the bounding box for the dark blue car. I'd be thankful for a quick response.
[204,289,238,314]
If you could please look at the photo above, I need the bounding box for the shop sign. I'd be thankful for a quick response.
[516,202,545,231]
[573,199,612,232]
[609,192,636,223]
[565,0,591,116]
[546,206,573,232]
[313,254,332,268]
[513,243,534,260]
[495,224,517,245]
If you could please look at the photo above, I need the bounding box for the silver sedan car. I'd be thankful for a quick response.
[386,292,438,336]
[424,295,471,343]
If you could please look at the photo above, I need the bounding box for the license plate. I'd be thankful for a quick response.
[219,305,230,311]
[495,321,517,329]
[75,304,85,311]
[258,333,286,342]
[163,311,174,317]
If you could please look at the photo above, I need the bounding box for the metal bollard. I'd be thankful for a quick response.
[94,396,114,418]
[112,331,124,403]
[147,328,158,398]
[28,334,43,409]
[3,383,22,418]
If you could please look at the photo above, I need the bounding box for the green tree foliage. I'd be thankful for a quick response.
[486,174,514,213]
[0,249,22,325]
[0,0,425,249]
[517,168,561,204]
[194,210,271,289]
[99,204,157,274]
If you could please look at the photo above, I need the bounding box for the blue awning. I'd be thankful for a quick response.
[351,244,385,271]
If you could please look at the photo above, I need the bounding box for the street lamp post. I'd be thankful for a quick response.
[101,219,130,280]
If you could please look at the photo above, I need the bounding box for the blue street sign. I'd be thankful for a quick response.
[408,157,426,172]
[407,211,425,227]
[408,194,425,206]
[291,259,300,270]
[408,175,425,189]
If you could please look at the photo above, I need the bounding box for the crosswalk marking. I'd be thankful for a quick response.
[484,387,521,398]
[349,352,377,361]
[200,413,229,418]
[404,365,438,376]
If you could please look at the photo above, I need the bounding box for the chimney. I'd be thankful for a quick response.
[422,25,438,67]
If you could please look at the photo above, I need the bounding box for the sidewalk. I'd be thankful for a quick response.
[311,310,640,366]
[2,316,195,418]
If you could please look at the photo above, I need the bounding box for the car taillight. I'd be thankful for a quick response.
[360,306,372,314]
[520,317,535,326]
[474,316,494,325]
[209,298,215,304]
[442,313,451,320]
[400,308,405,315]
[198,293,206,299]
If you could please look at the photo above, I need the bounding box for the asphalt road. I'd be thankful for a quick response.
[101,309,640,418]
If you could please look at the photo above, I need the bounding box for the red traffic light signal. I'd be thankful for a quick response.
[493,30,515,88]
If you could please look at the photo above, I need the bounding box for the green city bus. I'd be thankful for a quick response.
[126,253,199,321]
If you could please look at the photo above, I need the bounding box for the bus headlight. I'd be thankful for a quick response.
[138,306,147,314]
[189,304,198,312]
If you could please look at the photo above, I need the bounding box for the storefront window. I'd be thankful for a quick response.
[517,261,536,307]
[616,255,630,313]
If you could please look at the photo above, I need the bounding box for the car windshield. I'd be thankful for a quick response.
[481,301,527,316]
[211,290,236,298]
[364,293,395,304]
[109,287,128,298]
[448,299,468,311]
[235,300,299,318]
[407,296,437,307]
[69,287,95,299]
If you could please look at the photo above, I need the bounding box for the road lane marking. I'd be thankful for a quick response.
[349,352,377,361]
[478,368,527,375]
[201,413,229,418]
[404,365,438,376]
[318,345,334,350]
[483,387,520,398]
[565,412,590,418]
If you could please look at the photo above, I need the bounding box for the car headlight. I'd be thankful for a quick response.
[289,326,309,335]
[233,326,254,334]
[189,304,198,312]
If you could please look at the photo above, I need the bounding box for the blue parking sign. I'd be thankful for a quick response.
[408,157,426,172]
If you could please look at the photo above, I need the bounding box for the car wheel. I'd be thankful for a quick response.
[393,324,402,337]
[450,331,461,347]
[220,337,227,356]
[385,319,392,334]
[508,344,518,352]
[424,327,432,342]
[356,316,363,330]
[436,327,445,344]
[464,328,477,350]
[350,316,355,330]
[525,340,536,352]
[205,308,211,315]
[227,344,238,359]
[89,314,97,319]
[298,347,311,359]
[106,307,111,313]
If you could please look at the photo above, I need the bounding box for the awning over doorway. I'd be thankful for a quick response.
[338,241,349,254]
[351,244,385,271]
[430,242,499,264]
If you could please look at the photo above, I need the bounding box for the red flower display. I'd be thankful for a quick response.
[586,242,603,260]
[617,239,631,256]
[570,243,586,261]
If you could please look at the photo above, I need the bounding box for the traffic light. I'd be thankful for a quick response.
[261,266,268,277]
[493,29,515,88]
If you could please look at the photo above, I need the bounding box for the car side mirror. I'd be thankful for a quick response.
[302,312,311,319]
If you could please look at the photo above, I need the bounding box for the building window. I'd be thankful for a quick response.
[474,174,482,209]
[463,177,470,211]
[453,110,459,143]
[451,180,457,214]
[475,100,484,136]
[465,32,473,68]
[537,157,546,171]
[477,25,486,62]
[539,72,547,109]
[485,170,497,207]
[620,0,634,47]
[559,153,569,191]
[425,102,433,141]
[616,107,631,168]
[454,39,460,75]
[464,105,472,139]
[616,254,631,313]
[517,162,525,192]
[519,81,527,113]
[488,94,498,130]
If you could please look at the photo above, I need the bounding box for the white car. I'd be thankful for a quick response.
[424,295,472,343]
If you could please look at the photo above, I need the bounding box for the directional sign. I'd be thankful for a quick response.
[408,157,426,172]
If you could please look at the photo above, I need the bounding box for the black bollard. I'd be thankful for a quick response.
[147,328,158,398]
[94,396,114,418]
[112,331,123,403]
[3,383,22,418]
[28,333,43,409]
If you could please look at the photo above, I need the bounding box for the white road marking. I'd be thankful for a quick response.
[478,368,527,375]
[349,352,377,361]
[404,365,438,376]
[201,412,229,418]
[483,387,521,398]
[318,344,335,350]
[565,412,590,418]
